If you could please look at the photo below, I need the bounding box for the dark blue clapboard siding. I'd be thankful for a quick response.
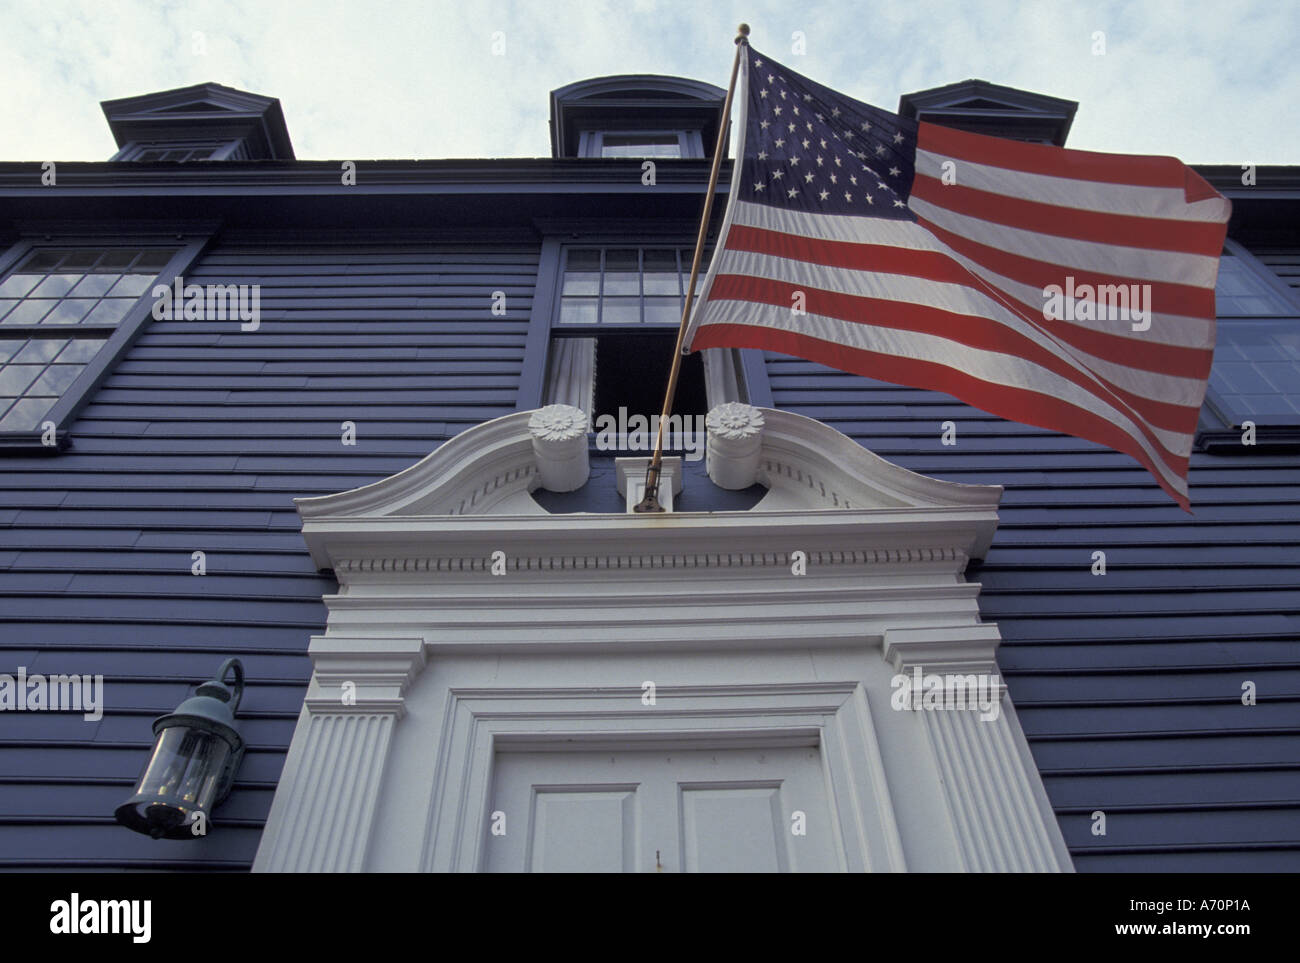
[766,354,1300,872]
[0,237,536,870]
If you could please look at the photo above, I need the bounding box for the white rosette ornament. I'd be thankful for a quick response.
[528,404,590,492]
[705,402,766,490]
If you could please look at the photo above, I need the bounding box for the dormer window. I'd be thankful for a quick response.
[116,141,251,162]
[897,79,1078,146]
[550,76,726,160]
[581,131,702,159]
[101,82,294,162]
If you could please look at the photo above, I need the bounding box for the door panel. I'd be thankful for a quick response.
[485,744,841,872]
[680,784,786,872]
[530,787,637,873]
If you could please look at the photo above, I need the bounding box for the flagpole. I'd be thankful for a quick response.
[633,22,750,513]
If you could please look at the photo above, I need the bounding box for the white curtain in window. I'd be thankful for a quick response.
[543,337,597,427]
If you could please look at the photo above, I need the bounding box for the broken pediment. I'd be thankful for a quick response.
[294,404,1002,574]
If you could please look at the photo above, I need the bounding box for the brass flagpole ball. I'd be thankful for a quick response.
[737,24,750,42]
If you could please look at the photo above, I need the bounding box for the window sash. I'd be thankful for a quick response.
[0,238,205,444]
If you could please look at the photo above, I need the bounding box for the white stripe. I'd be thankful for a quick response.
[914,148,1231,224]
[727,200,1217,349]
[713,247,1211,411]
[909,195,1222,289]
[694,299,1192,490]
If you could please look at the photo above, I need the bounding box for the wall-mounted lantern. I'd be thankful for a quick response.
[115,658,246,839]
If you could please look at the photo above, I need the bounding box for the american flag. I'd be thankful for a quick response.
[684,47,1232,510]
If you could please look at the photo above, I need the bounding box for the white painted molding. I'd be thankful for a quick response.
[528,404,590,492]
[293,405,1002,559]
[251,637,425,873]
[422,684,907,873]
[248,408,1074,873]
[883,624,1002,677]
[880,623,1072,871]
[706,402,765,489]
[921,704,1074,872]
[616,456,682,512]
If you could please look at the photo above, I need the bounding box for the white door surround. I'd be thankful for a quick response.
[252,406,1073,872]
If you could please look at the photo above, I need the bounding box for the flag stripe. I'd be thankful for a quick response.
[915,216,1218,319]
[913,148,1231,223]
[723,214,1216,377]
[728,201,1218,349]
[909,173,1226,255]
[910,196,1221,287]
[707,267,1201,449]
[711,249,1209,415]
[691,316,1190,507]
[919,121,1221,201]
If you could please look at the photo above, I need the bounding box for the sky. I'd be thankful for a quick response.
[1,0,1296,164]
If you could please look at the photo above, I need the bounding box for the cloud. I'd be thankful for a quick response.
[0,0,1295,163]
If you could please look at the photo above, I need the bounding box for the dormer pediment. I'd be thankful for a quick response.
[101,82,295,160]
[898,79,1078,146]
[549,74,728,159]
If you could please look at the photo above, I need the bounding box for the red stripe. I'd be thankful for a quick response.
[691,321,1191,510]
[919,122,1222,202]
[915,216,1217,320]
[722,223,1216,378]
[909,173,1226,256]
[707,272,1200,462]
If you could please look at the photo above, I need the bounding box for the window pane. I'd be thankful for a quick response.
[562,249,601,296]
[20,251,63,271]
[13,339,67,363]
[603,249,639,296]
[1215,253,1294,316]
[0,365,42,394]
[0,342,18,362]
[62,250,104,270]
[558,297,598,324]
[96,250,139,270]
[600,134,682,158]
[0,274,42,298]
[643,250,680,296]
[41,299,97,325]
[0,397,56,431]
[80,299,135,326]
[29,365,83,395]
[30,274,82,298]
[55,339,108,362]
[108,274,157,297]
[2,300,56,325]
[69,274,120,297]
[644,296,682,325]
[601,297,640,324]
[135,250,175,269]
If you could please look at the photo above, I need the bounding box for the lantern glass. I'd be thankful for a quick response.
[125,725,232,832]
[116,657,245,839]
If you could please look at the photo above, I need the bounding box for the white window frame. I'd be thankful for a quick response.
[578,129,704,159]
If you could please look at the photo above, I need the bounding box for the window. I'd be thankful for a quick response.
[0,247,178,437]
[578,130,703,159]
[557,247,700,327]
[541,244,758,442]
[599,134,683,158]
[1198,243,1300,447]
[1215,249,1298,316]
[519,237,771,422]
[114,141,250,162]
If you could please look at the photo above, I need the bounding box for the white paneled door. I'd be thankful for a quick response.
[484,744,844,872]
